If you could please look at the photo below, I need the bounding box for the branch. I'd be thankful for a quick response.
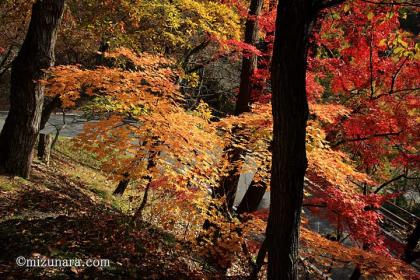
[369,27,375,98]
[303,203,327,208]
[371,57,410,100]
[249,238,268,279]
[361,0,420,8]
[181,39,210,70]
[332,130,402,147]
[315,0,346,10]
[371,86,420,101]
[374,174,419,194]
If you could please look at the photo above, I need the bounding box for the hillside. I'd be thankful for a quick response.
[0,139,226,280]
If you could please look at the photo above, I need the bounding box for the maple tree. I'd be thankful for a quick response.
[212,0,419,278]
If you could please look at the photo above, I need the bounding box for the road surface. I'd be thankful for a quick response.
[0,111,90,138]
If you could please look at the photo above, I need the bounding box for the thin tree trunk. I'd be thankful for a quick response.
[235,0,264,115]
[235,3,275,215]
[113,173,130,196]
[237,180,267,214]
[217,143,245,210]
[37,133,53,165]
[132,149,159,221]
[213,126,247,211]
[39,95,62,131]
[133,181,151,221]
[37,95,62,157]
[0,0,65,178]
[237,144,271,214]
[350,265,362,280]
[266,1,317,279]
[249,238,268,279]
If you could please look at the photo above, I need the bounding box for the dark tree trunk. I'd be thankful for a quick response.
[216,144,246,210]
[133,180,151,221]
[0,0,65,178]
[237,143,272,214]
[37,133,53,165]
[266,1,317,279]
[350,265,362,280]
[132,149,159,221]
[39,95,62,131]
[214,126,248,211]
[236,180,267,214]
[235,0,264,115]
[403,220,420,263]
[37,95,62,158]
[113,173,130,196]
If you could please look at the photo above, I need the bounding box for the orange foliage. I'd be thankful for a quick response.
[40,48,417,278]
[301,228,419,280]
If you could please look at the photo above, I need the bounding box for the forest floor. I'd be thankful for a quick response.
[0,139,227,280]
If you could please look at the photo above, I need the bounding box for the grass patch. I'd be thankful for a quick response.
[0,176,31,192]
[0,181,16,192]
[54,137,101,170]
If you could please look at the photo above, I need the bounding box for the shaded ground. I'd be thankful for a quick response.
[0,143,224,280]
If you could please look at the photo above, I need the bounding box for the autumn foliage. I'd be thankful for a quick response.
[1,0,419,279]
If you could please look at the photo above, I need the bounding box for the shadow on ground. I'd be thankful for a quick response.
[0,153,221,280]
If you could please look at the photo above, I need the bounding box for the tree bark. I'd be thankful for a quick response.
[132,149,159,222]
[213,126,248,211]
[235,0,264,115]
[403,220,420,263]
[236,180,267,214]
[266,1,316,279]
[113,173,130,196]
[350,265,362,280]
[37,133,53,165]
[0,0,65,178]
[216,144,246,210]
[39,95,62,131]
[37,95,62,158]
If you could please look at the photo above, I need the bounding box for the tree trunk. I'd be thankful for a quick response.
[37,133,53,165]
[0,0,65,178]
[403,220,420,263]
[113,173,130,196]
[236,180,267,214]
[217,143,246,210]
[39,95,62,131]
[37,38,114,157]
[235,0,264,115]
[132,149,159,221]
[237,143,272,214]
[266,1,316,279]
[37,95,62,160]
[350,265,362,280]
[213,126,248,211]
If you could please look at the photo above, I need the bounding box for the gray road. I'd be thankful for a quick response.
[0,111,90,138]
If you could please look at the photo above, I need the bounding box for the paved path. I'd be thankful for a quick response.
[0,111,91,138]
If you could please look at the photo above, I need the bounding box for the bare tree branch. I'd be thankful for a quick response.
[374,174,419,194]
[361,0,420,8]
[315,0,346,11]
[332,130,402,147]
